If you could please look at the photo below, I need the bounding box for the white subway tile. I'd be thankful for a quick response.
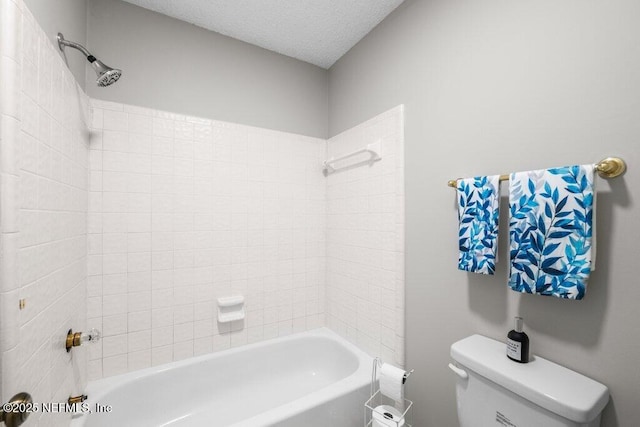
[103,314,127,336]
[102,334,128,357]
[151,345,173,366]
[103,253,127,275]
[128,310,151,332]
[128,349,151,371]
[102,354,127,377]
[103,110,128,132]
[151,308,173,329]
[152,118,174,138]
[152,326,173,348]
[193,337,213,356]
[128,114,153,135]
[128,252,151,272]
[103,294,127,316]
[173,341,193,361]
[127,330,151,352]
[91,99,124,112]
[102,130,128,152]
[128,271,151,292]
[128,291,151,312]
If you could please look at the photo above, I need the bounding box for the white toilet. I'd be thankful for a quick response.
[449,335,609,427]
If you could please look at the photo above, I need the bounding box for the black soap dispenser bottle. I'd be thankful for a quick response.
[506,316,530,363]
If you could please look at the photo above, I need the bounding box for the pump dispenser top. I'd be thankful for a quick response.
[514,317,523,333]
[506,316,530,363]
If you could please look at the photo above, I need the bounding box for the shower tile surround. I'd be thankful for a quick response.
[0,0,90,424]
[2,0,405,390]
[87,103,405,378]
[87,100,328,378]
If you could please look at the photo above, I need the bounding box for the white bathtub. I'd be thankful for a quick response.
[71,328,372,427]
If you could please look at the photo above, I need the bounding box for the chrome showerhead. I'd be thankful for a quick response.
[91,59,122,87]
[57,32,122,87]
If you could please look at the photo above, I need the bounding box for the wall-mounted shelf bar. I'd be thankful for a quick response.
[447,157,626,188]
[323,142,382,176]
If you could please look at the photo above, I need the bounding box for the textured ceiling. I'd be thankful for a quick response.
[121,0,405,69]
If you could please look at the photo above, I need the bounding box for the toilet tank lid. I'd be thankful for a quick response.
[450,334,609,423]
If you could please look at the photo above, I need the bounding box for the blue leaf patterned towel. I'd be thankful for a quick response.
[508,165,595,300]
[457,176,501,275]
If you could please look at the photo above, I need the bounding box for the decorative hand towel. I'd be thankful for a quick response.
[508,165,596,300]
[457,175,501,275]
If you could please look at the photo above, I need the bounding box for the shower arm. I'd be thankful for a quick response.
[57,33,94,61]
[56,32,121,87]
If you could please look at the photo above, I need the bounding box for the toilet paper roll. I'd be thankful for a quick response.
[379,363,406,403]
[372,405,405,427]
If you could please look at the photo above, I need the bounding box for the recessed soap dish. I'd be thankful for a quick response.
[217,295,245,323]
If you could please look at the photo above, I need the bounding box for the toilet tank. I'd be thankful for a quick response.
[450,335,609,427]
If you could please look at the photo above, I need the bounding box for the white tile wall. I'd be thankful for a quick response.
[2,1,406,404]
[0,0,90,425]
[325,106,405,366]
[87,100,327,379]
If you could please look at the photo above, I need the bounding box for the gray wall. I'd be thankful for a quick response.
[329,0,640,426]
[85,0,328,138]
[24,0,88,87]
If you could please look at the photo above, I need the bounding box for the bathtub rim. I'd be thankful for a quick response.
[73,327,373,426]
